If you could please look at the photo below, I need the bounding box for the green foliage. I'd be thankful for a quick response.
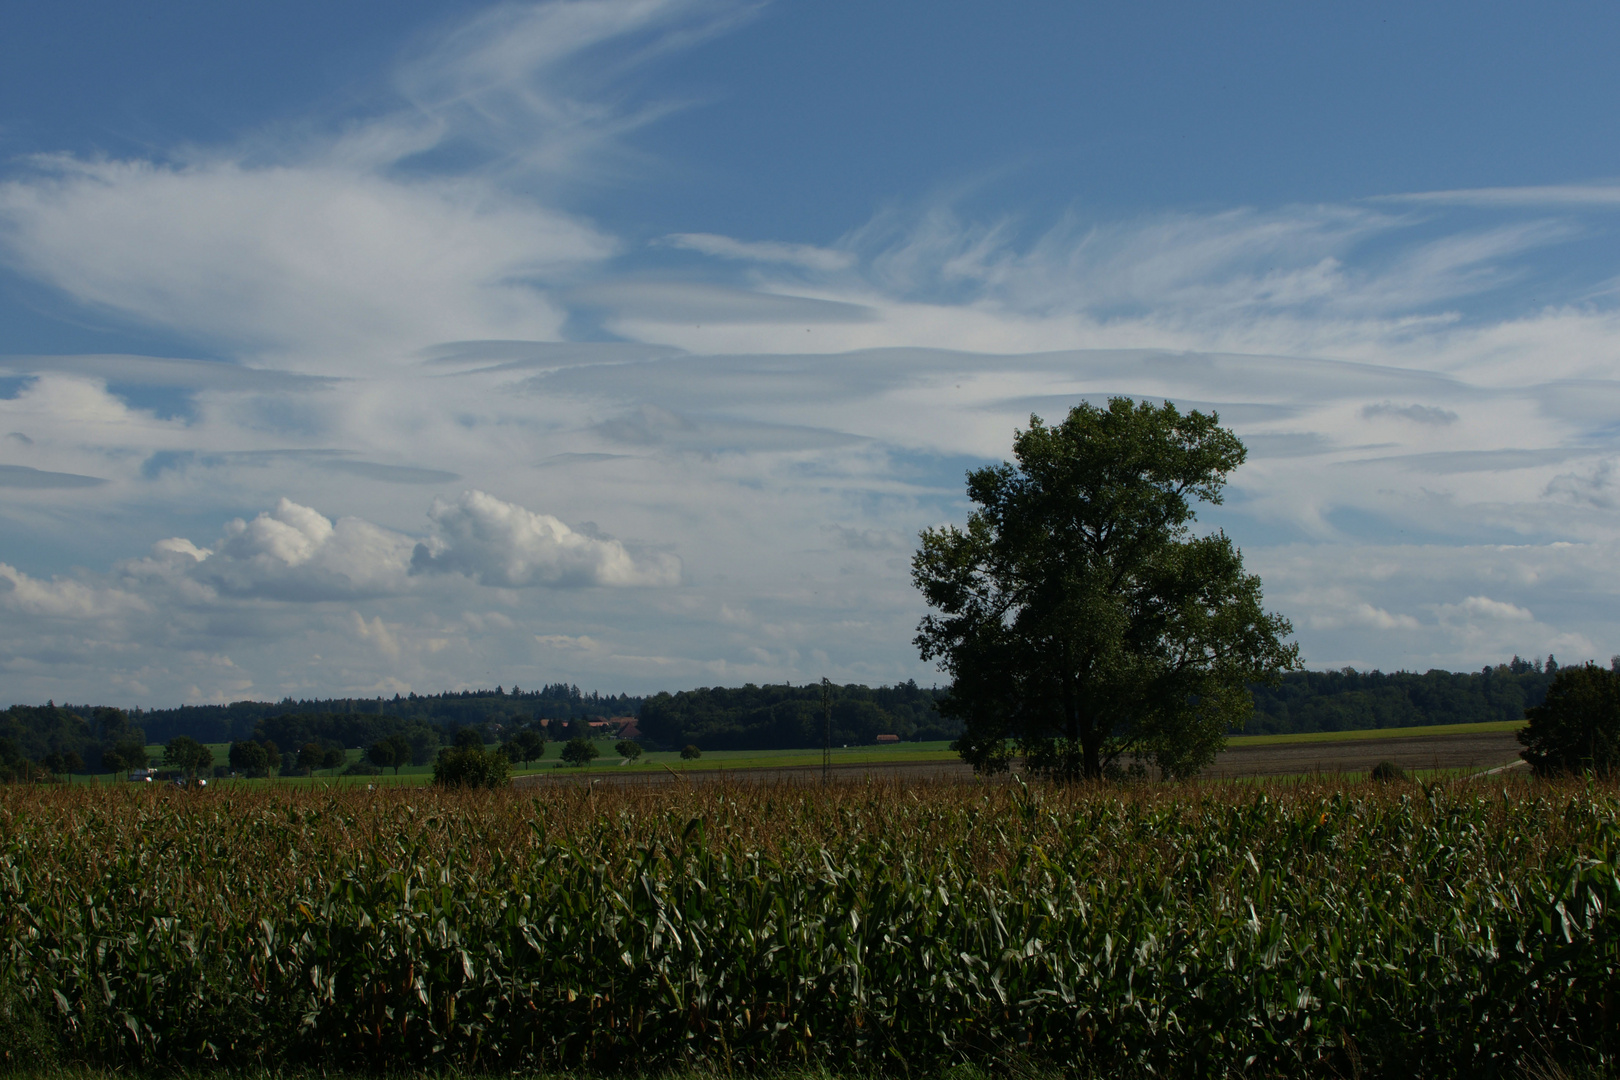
[257,714,439,768]
[40,749,81,777]
[131,683,643,746]
[504,728,546,769]
[680,743,702,760]
[293,741,344,776]
[0,703,142,776]
[0,982,57,1070]
[366,733,414,775]
[614,738,643,760]
[0,740,44,783]
[0,783,1614,1076]
[1519,662,1620,777]
[431,744,510,788]
[560,737,600,767]
[227,739,270,777]
[915,398,1298,780]
[641,680,950,750]
[1247,660,1555,735]
[100,738,150,776]
[161,735,213,777]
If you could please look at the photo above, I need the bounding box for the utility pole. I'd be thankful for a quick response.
[821,676,832,785]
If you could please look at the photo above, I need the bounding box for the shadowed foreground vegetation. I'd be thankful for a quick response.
[0,779,1616,1078]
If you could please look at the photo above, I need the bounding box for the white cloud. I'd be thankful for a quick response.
[1546,459,1620,509]
[0,563,147,619]
[412,489,680,587]
[6,1,1620,704]
[1361,401,1458,425]
[1440,596,1536,623]
[1379,183,1620,208]
[386,0,756,181]
[351,611,402,658]
[0,1,758,367]
[662,232,855,272]
[0,158,606,361]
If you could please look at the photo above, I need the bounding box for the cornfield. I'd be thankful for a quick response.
[0,777,1615,1078]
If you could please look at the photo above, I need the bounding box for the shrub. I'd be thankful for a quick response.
[431,744,510,789]
[1370,760,1406,781]
[680,744,702,760]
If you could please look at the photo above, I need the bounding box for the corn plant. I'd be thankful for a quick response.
[0,777,1614,1078]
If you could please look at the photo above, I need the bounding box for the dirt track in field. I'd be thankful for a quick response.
[515,729,1526,787]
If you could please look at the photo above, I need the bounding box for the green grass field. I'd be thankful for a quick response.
[1224,718,1525,748]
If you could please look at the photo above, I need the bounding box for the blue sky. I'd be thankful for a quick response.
[3,1,1620,705]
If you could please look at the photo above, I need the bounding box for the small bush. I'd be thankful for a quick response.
[1370,760,1406,782]
[342,759,382,776]
[681,744,702,760]
[432,744,509,788]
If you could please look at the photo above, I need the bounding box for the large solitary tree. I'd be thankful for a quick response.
[913,398,1298,781]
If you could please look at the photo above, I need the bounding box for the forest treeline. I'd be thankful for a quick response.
[134,683,641,746]
[0,655,1578,774]
[1245,656,1560,735]
[638,681,958,750]
[0,684,632,777]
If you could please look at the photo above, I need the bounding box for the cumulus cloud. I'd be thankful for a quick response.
[105,493,671,602]
[412,490,680,587]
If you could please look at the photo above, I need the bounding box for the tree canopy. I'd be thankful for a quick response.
[914,398,1298,781]
[162,735,213,777]
[561,737,600,767]
[1518,662,1620,778]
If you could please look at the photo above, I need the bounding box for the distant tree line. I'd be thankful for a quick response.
[1244,656,1562,735]
[0,702,145,778]
[0,657,1589,780]
[129,684,643,746]
[639,681,958,751]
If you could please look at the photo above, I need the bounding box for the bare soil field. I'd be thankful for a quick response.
[1202,729,1524,778]
[517,729,1526,786]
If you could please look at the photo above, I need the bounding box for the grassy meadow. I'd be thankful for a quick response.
[0,774,1615,1078]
